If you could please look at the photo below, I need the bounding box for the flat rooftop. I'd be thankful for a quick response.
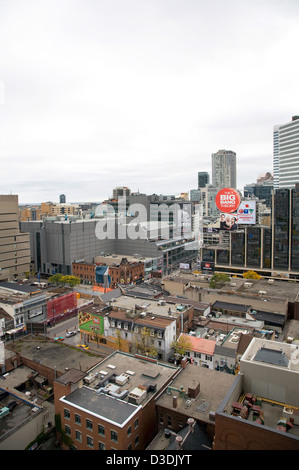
[0,387,42,442]
[85,351,178,397]
[156,363,236,424]
[110,296,191,319]
[8,339,102,374]
[59,351,179,422]
[61,387,140,427]
[242,338,299,372]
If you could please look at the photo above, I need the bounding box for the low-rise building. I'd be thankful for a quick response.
[54,351,179,450]
[78,294,195,361]
[213,338,299,450]
[178,333,215,369]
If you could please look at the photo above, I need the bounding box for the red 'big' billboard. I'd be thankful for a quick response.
[215,188,241,213]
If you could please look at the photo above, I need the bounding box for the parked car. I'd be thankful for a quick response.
[78,344,89,350]
[66,331,77,338]
[54,336,64,341]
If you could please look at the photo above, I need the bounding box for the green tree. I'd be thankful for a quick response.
[49,274,80,287]
[209,273,230,289]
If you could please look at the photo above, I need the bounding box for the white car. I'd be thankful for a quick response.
[66,330,77,338]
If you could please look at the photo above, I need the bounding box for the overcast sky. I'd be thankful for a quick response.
[0,0,298,204]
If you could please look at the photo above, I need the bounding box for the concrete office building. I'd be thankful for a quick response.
[21,217,197,277]
[212,149,236,190]
[0,195,30,281]
[273,115,299,189]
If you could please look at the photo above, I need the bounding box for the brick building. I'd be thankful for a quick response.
[54,351,179,450]
[72,262,96,284]
[72,258,144,287]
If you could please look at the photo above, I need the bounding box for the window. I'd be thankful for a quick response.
[134,435,139,447]
[134,418,139,429]
[111,430,118,442]
[75,414,81,425]
[127,426,131,437]
[98,424,105,436]
[75,430,82,442]
[86,419,93,430]
[64,409,70,420]
[65,424,71,435]
[87,436,93,448]
[99,442,105,450]
[111,320,115,327]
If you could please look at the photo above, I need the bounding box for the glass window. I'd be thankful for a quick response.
[98,424,105,436]
[87,436,93,448]
[64,409,70,420]
[65,424,71,435]
[75,414,81,425]
[99,442,105,450]
[86,419,93,430]
[75,430,82,442]
[111,430,118,442]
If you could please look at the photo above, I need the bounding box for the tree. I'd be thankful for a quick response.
[132,327,158,358]
[171,335,192,357]
[209,273,230,289]
[242,271,261,280]
[49,274,80,287]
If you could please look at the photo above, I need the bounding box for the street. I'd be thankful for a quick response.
[46,317,80,346]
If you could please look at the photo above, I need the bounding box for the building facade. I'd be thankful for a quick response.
[212,149,236,190]
[54,352,179,450]
[0,195,30,281]
[198,171,210,189]
[273,115,299,189]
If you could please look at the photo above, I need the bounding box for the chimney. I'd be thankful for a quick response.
[176,435,183,450]
[173,395,178,409]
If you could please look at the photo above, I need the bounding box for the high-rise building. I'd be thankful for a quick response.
[273,115,299,189]
[0,195,30,280]
[59,194,66,204]
[198,171,209,189]
[212,149,236,189]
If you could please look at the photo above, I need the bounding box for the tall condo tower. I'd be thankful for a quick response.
[273,115,299,189]
[198,171,209,189]
[212,149,236,189]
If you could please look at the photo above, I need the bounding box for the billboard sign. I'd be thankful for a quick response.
[237,201,256,225]
[219,213,238,231]
[215,188,241,213]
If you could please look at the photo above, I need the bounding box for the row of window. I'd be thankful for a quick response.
[110,320,163,338]
[64,409,139,448]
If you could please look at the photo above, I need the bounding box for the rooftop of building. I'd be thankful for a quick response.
[156,363,236,424]
[107,295,192,319]
[242,337,299,373]
[179,333,216,356]
[0,386,44,442]
[7,339,102,374]
[59,351,179,423]
[225,277,299,303]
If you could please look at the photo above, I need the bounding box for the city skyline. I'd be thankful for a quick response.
[0,0,298,204]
